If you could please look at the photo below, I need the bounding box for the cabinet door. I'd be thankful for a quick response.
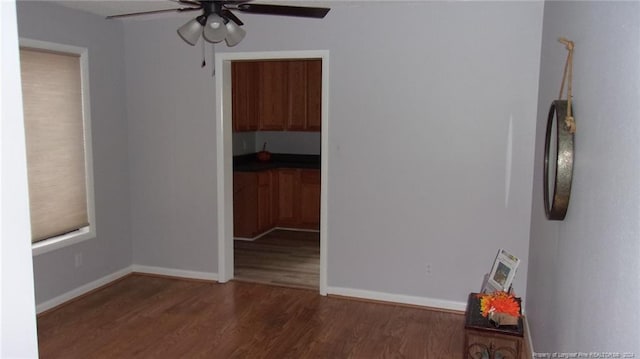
[271,170,279,228]
[258,61,287,130]
[257,170,273,232]
[276,169,300,226]
[299,169,320,229]
[465,331,520,359]
[306,59,322,131]
[232,61,259,132]
[287,61,308,131]
[233,172,258,238]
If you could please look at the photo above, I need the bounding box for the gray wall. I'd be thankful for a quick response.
[232,131,256,155]
[16,2,132,304]
[123,15,219,273]
[233,131,321,156]
[255,131,321,155]
[527,1,640,354]
[123,1,543,304]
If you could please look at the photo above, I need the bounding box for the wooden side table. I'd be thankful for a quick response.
[464,293,524,359]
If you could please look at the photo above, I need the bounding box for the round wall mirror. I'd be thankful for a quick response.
[543,100,574,220]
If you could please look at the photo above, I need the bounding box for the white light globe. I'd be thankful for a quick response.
[203,14,227,43]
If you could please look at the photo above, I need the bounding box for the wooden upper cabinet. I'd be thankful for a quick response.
[306,60,322,131]
[287,61,308,131]
[232,59,321,132]
[287,59,322,132]
[258,61,287,131]
[232,61,259,132]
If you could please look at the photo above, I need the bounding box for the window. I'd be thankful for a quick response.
[19,40,95,256]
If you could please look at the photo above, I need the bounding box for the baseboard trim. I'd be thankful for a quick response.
[274,227,319,233]
[234,227,320,241]
[327,286,467,313]
[234,227,277,241]
[36,265,219,314]
[132,265,218,282]
[36,266,132,314]
[524,314,534,358]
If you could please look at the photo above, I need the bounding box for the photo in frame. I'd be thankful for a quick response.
[482,249,520,293]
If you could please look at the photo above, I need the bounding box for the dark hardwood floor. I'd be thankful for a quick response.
[37,275,465,358]
[234,229,320,290]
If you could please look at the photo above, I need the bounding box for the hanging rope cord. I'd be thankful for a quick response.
[558,37,576,134]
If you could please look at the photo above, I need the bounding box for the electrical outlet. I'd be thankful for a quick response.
[74,253,83,268]
[426,264,432,276]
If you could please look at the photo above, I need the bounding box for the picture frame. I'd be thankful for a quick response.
[483,249,520,293]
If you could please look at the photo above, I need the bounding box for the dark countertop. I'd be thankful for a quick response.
[233,153,320,172]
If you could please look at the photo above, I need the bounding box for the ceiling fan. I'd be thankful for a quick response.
[106,0,330,47]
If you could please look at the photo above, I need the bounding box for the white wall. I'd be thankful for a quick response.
[527,1,640,354]
[16,2,132,305]
[123,1,543,305]
[1,1,39,356]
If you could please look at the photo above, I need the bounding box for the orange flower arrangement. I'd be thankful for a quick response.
[476,291,520,318]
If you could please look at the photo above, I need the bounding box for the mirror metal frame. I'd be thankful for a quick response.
[544,100,575,220]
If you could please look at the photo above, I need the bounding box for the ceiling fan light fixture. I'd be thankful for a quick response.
[203,13,227,43]
[225,19,246,47]
[177,15,206,46]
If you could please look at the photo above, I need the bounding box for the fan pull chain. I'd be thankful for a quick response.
[201,36,206,68]
[211,44,216,77]
[558,37,576,134]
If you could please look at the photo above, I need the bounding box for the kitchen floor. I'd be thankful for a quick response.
[234,229,320,290]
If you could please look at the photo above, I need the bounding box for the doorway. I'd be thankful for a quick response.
[214,50,329,294]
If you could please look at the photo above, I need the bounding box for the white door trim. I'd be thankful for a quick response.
[215,50,330,295]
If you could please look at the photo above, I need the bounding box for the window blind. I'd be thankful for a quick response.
[20,48,89,243]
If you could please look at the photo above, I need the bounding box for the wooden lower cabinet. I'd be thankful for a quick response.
[276,169,300,227]
[233,172,259,238]
[276,168,320,230]
[299,169,320,229]
[257,171,274,233]
[234,168,319,238]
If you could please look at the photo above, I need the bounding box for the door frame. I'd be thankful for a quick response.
[215,50,330,295]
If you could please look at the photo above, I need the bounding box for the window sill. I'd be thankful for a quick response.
[32,226,94,256]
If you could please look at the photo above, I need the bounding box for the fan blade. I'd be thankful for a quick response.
[175,0,202,6]
[106,7,201,19]
[221,9,244,26]
[236,3,330,18]
[221,0,253,4]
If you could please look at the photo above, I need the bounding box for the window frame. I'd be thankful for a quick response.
[20,38,97,256]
